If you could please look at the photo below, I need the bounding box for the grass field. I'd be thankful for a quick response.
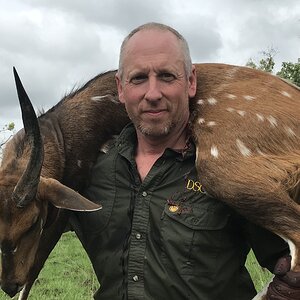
[1,233,98,300]
[0,232,272,300]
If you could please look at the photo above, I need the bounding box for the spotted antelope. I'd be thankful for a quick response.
[191,63,300,299]
[0,63,299,300]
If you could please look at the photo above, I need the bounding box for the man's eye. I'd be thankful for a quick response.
[159,73,176,82]
[131,75,147,84]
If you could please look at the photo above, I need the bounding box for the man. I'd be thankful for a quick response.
[72,23,300,299]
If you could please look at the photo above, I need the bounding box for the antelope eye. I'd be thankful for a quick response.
[32,215,38,225]
[25,216,40,236]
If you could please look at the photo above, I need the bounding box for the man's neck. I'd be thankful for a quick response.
[135,126,188,180]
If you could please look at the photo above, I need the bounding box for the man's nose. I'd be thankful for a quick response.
[145,78,162,101]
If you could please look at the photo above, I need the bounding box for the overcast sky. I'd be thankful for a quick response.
[1,0,299,133]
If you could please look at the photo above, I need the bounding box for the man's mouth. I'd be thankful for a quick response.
[143,109,168,116]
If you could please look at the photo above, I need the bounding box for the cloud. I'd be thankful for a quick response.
[24,0,168,31]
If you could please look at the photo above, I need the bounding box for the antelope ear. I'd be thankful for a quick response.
[38,177,101,211]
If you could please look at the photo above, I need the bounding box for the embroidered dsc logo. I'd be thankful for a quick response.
[186,179,205,193]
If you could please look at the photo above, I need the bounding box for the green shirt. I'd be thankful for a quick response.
[72,124,288,300]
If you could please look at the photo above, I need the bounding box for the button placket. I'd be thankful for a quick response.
[127,190,150,297]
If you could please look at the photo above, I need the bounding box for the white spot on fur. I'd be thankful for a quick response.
[198,118,205,124]
[207,121,217,126]
[100,142,110,153]
[100,137,117,154]
[197,99,205,105]
[243,95,256,101]
[226,94,237,99]
[281,91,292,98]
[267,115,277,127]
[237,110,246,117]
[207,97,217,105]
[77,160,82,168]
[284,126,296,137]
[226,107,235,112]
[211,146,219,158]
[236,139,251,156]
[91,95,119,104]
[91,95,109,101]
[256,113,264,121]
[256,148,265,156]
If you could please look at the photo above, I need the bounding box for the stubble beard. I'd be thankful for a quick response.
[130,113,175,137]
[138,121,175,137]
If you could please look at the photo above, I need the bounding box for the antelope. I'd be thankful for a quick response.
[190,63,300,299]
[0,63,299,300]
[0,68,130,299]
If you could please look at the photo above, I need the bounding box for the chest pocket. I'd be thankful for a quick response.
[164,200,230,229]
[160,193,233,276]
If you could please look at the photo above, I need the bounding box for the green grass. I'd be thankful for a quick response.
[1,232,98,300]
[246,250,273,291]
[0,233,272,299]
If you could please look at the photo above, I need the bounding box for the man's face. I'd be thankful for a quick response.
[116,29,197,138]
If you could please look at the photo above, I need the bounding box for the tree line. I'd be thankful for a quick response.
[246,50,300,87]
[0,122,15,159]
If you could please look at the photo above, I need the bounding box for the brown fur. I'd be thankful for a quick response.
[0,70,129,298]
[0,64,299,299]
[191,64,300,275]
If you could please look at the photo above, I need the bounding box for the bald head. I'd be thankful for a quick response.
[117,22,192,80]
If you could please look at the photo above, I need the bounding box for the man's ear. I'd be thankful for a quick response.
[38,177,101,212]
[115,73,125,103]
[188,65,197,98]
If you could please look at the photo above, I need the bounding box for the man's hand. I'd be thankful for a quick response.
[266,256,300,299]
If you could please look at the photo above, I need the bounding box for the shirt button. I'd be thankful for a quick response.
[142,191,147,197]
[133,275,139,282]
[136,233,142,240]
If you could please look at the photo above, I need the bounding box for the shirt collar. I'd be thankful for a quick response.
[116,123,196,161]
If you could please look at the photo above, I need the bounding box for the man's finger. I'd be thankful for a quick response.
[267,276,300,299]
[274,256,291,275]
[281,271,300,288]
